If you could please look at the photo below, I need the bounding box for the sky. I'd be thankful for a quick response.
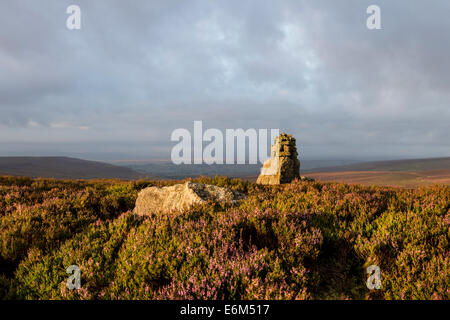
[0,0,449,161]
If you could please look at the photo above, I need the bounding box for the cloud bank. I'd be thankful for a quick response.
[0,0,449,160]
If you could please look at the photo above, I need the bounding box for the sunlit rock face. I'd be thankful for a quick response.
[133,181,245,216]
[257,133,300,185]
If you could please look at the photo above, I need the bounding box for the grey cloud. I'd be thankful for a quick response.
[0,0,449,160]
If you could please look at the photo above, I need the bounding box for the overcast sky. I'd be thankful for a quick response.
[0,0,449,161]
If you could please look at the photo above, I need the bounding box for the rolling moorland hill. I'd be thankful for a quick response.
[0,156,449,187]
[303,157,450,188]
[0,157,143,180]
[305,157,450,173]
[0,176,448,300]
[0,157,355,181]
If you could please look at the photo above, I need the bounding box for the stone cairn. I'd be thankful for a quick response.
[256,133,300,185]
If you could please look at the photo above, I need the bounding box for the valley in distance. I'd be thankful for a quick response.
[0,156,449,188]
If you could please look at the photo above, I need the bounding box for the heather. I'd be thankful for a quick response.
[0,176,448,299]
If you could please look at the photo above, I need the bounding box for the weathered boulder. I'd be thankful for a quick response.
[133,181,245,216]
[257,133,300,185]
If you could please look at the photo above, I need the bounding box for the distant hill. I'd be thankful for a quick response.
[114,159,359,180]
[2,156,448,186]
[0,157,144,180]
[303,157,450,188]
[113,157,450,186]
[304,157,450,173]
